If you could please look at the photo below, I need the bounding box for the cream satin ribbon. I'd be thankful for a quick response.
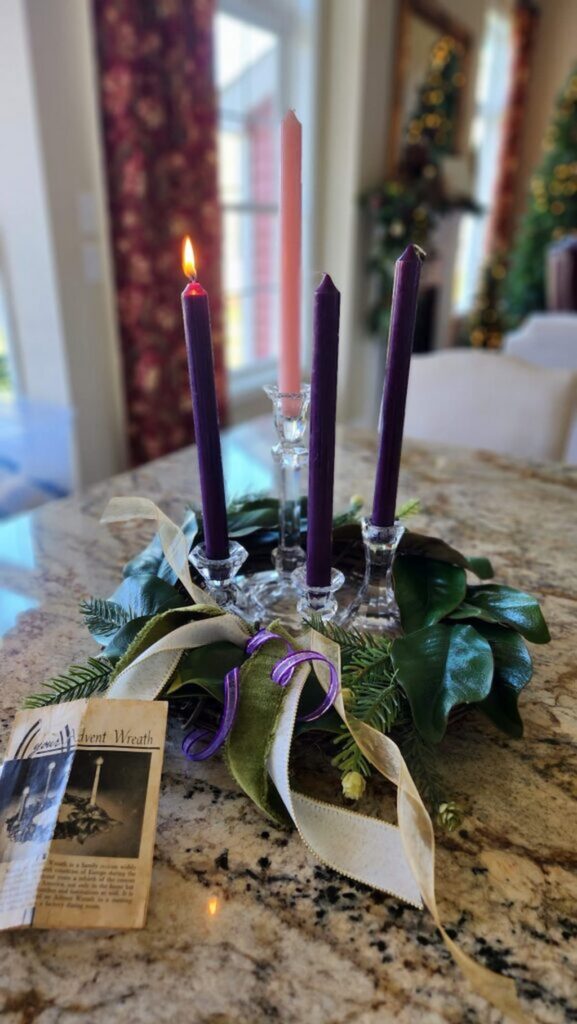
[101,497,529,1022]
[102,497,208,607]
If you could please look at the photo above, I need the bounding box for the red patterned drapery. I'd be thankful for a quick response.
[468,0,539,348]
[485,0,540,254]
[93,0,226,465]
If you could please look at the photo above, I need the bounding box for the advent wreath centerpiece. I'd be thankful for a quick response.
[27,494,550,831]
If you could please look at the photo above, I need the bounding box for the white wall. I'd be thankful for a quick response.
[313,0,509,417]
[314,0,397,425]
[0,0,127,487]
[0,1,70,408]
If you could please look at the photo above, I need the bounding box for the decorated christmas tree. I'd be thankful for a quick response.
[466,251,509,349]
[363,35,475,335]
[505,63,577,323]
[405,35,466,156]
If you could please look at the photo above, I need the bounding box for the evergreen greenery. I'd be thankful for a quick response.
[80,598,130,637]
[24,657,113,708]
[506,62,577,323]
[308,617,405,781]
[398,725,462,830]
[24,497,550,831]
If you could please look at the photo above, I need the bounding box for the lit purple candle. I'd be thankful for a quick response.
[372,245,424,527]
[307,274,341,587]
[181,237,229,560]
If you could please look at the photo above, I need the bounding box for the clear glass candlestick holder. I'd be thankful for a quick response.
[251,384,311,626]
[190,540,248,615]
[344,518,405,635]
[292,566,345,623]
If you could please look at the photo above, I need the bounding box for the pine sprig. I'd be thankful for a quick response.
[332,679,403,777]
[397,497,421,520]
[80,598,130,637]
[23,657,114,708]
[310,616,405,780]
[398,725,462,830]
[307,615,389,662]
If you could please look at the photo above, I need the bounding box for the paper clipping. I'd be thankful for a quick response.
[0,698,167,930]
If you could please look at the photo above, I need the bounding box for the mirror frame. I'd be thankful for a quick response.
[388,0,473,174]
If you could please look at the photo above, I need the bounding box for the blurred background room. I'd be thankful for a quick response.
[0,0,576,523]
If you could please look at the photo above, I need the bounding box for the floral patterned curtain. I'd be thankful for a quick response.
[93,0,226,464]
[485,0,540,254]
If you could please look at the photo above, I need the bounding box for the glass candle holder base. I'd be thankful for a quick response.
[292,566,345,623]
[251,541,306,627]
[255,384,310,618]
[251,573,301,628]
[190,541,248,615]
[344,519,405,636]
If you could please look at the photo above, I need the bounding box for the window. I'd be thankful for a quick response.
[215,10,281,377]
[0,271,15,397]
[453,10,513,313]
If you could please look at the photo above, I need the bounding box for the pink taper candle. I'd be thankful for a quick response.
[279,111,302,395]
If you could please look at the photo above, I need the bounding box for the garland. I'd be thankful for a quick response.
[27,496,550,830]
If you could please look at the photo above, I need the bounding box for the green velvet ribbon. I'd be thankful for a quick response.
[225,636,293,826]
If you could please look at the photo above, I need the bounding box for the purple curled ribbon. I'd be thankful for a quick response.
[182,628,338,762]
[182,666,240,762]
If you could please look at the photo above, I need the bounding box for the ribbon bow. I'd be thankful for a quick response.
[182,628,339,762]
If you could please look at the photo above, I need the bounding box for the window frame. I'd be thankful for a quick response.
[215,0,316,400]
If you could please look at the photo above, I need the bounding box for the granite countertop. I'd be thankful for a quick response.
[1,425,576,1024]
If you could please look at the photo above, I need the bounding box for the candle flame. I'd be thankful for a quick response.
[182,236,196,279]
[207,895,219,917]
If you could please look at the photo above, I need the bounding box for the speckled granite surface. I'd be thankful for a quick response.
[1,424,576,1024]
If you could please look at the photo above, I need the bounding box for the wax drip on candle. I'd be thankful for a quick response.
[182,236,205,297]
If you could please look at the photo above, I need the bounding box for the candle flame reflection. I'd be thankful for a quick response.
[207,895,219,917]
[182,236,196,279]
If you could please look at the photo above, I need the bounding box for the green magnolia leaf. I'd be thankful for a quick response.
[466,557,494,580]
[399,532,494,579]
[467,622,533,691]
[228,496,279,512]
[124,511,198,584]
[177,642,245,688]
[471,624,531,739]
[393,556,467,632]
[479,684,523,738]
[110,573,183,618]
[466,584,551,644]
[123,534,164,579]
[294,675,342,735]
[166,676,225,700]
[104,615,152,661]
[447,602,502,624]
[392,623,494,744]
[108,607,223,687]
[229,507,280,536]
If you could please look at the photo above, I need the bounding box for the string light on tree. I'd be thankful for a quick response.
[506,63,577,323]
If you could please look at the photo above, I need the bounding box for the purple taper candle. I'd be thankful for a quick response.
[307,274,341,588]
[372,245,424,527]
[181,238,229,560]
